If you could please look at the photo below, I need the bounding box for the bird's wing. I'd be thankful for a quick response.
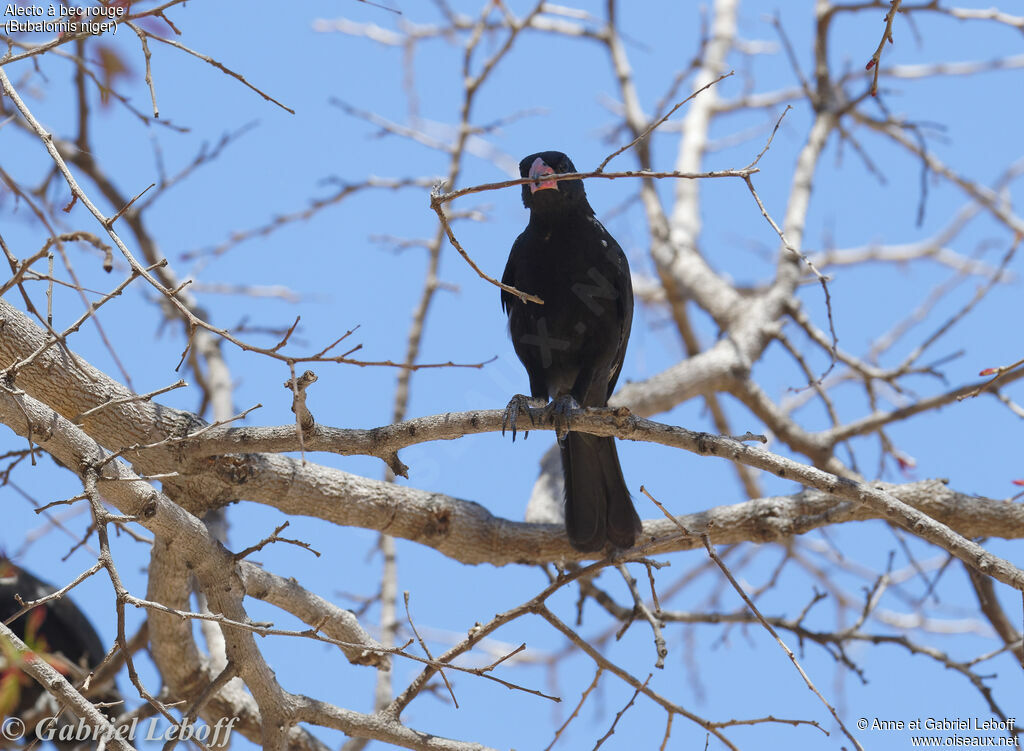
[593,218,633,399]
[500,231,527,315]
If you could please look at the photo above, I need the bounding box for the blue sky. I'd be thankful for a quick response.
[1,1,1022,749]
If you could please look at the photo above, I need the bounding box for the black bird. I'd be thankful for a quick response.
[501,151,642,552]
[0,558,112,724]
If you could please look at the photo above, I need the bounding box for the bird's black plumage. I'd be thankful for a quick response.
[0,560,106,669]
[0,558,114,730]
[502,151,642,551]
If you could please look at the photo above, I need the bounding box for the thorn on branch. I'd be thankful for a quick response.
[384,452,409,479]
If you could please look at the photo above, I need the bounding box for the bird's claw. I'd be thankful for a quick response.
[503,394,539,442]
[544,394,580,440]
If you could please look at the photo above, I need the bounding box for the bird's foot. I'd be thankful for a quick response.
[502,394,544,442]
[543,394,580,439]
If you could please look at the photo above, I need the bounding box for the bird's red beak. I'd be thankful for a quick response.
[528,157,558,193]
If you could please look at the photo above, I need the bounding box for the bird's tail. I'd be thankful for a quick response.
[561,432,642,551]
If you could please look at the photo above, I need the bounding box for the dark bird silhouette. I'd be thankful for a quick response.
[0,558,115,734]
[501,151,642,551]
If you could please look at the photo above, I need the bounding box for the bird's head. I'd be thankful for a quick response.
[520,151,590,213]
